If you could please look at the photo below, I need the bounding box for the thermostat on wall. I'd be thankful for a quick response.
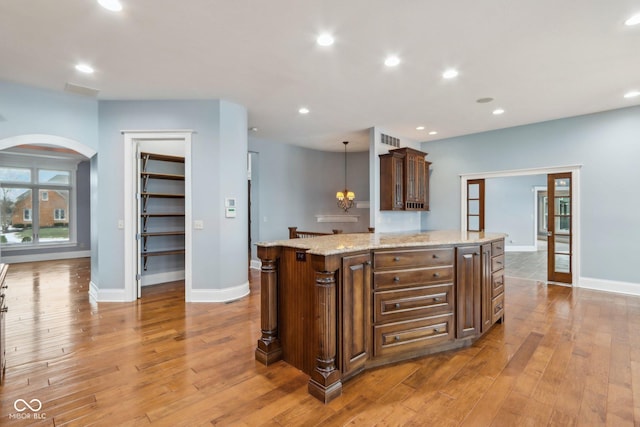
[225,197,237,218]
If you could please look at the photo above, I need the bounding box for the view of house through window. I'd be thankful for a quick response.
[0,166,72,246]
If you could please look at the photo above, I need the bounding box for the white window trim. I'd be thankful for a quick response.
[23,208,32,222]
[0,154,79,249]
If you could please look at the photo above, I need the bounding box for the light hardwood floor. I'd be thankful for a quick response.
[0,258,638,426]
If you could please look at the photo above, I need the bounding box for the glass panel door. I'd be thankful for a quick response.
[547,173,572,283]
[467,179,485,232]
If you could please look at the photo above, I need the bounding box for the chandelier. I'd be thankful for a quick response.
[336,141,355,212]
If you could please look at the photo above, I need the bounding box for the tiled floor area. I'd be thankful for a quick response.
[504,240,547,282]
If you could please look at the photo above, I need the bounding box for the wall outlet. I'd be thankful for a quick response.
[117,219,124,229]
[194,220,204,230]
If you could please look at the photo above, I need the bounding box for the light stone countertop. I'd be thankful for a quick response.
[256,230,506,256]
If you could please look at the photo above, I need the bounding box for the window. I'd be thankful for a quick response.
[54,208,65,220]
[0,159,76,248]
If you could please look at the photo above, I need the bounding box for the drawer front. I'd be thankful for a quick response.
[491,254,505,272]
[374,284,454,324]
[373,266,454,290]
[374,248,454,270]
[492,272,505,298]
[491,240,505,257]
[492,293,505,324]
[374,314,454,357]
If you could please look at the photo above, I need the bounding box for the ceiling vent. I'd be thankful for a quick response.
[380,133,400,148]
[64,82,100,97]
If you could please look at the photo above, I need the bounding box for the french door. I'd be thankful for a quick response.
[547,173,572,283]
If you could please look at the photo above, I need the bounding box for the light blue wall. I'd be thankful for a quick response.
[248,138,370,244]
[0,81,98,149]
[421,105,640,284]
[98,100,248,292]
[485,175,547,247]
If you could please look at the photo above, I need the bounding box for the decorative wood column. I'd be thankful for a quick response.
[308,254,342,403]
[255,246,282,365]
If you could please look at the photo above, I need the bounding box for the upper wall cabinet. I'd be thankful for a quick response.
[379,147,431,211]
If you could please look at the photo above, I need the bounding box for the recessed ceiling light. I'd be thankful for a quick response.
[442,69,459,79]
[298,107,310,114]
[316,33,334,46]
[416,126,425,130]
[624,90,640,98]
[75,63,94,74]
[476,97,494,103]
[492,108,505,115]
[625,13,640,26]
[97,0,123,12]
[384,56,401,67]
[429,131,438,135]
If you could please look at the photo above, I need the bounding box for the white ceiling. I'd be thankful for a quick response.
[1,0,639,152]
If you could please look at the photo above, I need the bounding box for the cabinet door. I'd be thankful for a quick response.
[405,153,417,202]
[456,246,481,339]
[480,243,492,333]
[341,253,371,378]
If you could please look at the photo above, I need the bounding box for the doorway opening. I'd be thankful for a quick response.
[460,165,581,286]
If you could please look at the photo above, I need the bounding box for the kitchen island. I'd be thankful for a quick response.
[255,230,506,403]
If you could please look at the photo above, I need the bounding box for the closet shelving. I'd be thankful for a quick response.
[139,152,185,271]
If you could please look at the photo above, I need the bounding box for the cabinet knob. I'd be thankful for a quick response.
[393,276,400,282]
[433,297,441,302]
[433,272,440,278]
[432,254,438,259]
[433,328,440,334]
[394,335,400,341]
[393,257,400,262]
[394,303,400,309]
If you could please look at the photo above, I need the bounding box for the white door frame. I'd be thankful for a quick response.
[123,130,193,301]
[460,164,582,286]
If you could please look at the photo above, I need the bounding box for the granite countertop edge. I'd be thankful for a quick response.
[256,230,507,256]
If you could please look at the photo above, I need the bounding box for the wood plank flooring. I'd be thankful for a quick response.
[1,258,639,426]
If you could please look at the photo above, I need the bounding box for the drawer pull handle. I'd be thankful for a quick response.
[394,303,400,309]
[433,272,440,278]
[393,276,400,282]
[394,335,401,341]
[496,246,502,250]
[393,257,400,262]
[496,261,503,265]
[433,297,441,302]
[495,304,503,313]
[433,328,440,333]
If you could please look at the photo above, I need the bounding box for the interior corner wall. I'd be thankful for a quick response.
[248,137,370,243]
[421,105,640,285]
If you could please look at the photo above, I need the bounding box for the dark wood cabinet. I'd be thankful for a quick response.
[256,233,505,403]
[340,252,371,379]
[481,243,493,333]
[456,246,481,339]
[379,147,431,211]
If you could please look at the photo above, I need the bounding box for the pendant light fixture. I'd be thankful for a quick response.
[336,141,355,212]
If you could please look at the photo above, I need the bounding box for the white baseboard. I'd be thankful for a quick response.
[142,270,185,287]
[578,276,640,297]
[188,281,250,302]
[90,281,129,302]
[2,250,91,264]
[250,259,261,270]
[505,245,537,252]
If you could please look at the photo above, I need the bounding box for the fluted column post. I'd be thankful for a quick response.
[255,246,282,365]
